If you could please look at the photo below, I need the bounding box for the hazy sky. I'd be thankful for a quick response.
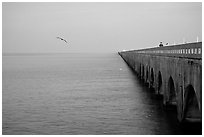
[2,2,202,53]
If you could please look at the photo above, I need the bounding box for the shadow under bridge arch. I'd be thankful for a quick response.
[167,76,176,106]
[183,85,201,122]
[157,71,162,95]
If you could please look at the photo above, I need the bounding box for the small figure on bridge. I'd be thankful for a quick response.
[159,42,163,47]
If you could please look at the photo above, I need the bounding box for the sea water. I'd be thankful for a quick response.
[2,53,201,135]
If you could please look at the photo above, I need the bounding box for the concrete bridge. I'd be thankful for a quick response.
[118,42,202,123]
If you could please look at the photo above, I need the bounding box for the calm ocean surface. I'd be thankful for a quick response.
[2,53,201,135]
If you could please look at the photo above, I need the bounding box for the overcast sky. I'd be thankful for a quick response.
[2,2,202,53]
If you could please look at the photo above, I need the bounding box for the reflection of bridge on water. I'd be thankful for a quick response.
[118,42,202,123]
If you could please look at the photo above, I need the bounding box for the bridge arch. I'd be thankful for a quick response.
[157,71,162,94]
[150,68,154,89]
[168,76,176,105]
[145,65,149,84]
[139,63,142,77]
[142,65,145,80]
[183,85,201,122]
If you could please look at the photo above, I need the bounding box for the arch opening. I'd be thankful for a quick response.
[150,68,154,89]
[142,65,145,80]
[139,63,142,77]
[146,66,149,84]
[184,85,201,122]
[157,71,162,94]
[168,76,176,105]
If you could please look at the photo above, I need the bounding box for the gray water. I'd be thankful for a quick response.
[2,53,201,135]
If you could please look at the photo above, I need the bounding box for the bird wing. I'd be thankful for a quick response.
[56,37,68,44]
[56,37,63,40]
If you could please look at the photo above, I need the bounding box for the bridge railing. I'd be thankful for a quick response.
[122,42,202,59]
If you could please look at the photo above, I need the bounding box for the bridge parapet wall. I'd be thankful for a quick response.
[122,42,201,59]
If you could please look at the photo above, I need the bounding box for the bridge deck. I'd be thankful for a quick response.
[122,42,202,60]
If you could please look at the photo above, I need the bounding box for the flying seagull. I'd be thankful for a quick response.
[56,37,68,44]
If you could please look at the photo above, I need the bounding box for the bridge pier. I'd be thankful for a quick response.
[119,42,202,123]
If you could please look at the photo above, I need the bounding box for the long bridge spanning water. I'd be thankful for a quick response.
[118,42,202,123]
